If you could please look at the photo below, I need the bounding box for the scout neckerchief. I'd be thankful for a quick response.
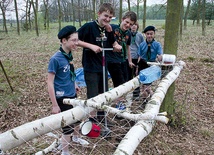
[95,20,106,45]
[59,46,76,81]
[146,39,154,61]
[114,25,129,61]
[131,31,137,44]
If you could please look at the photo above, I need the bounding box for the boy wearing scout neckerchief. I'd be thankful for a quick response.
[136,25,163,99]
[107,11,137,109]
[47,26,89,155]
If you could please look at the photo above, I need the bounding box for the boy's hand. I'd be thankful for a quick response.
[156,55,162,62]
[105,24,112,32]
[91,45,102,53]
[52,105,61,114]
[113,43,122,52]
[129,62,135,68]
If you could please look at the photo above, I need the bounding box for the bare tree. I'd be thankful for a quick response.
[127,0,131,11]
[119,0,122,23]
[71,0,75,26]
[161,0,183,123]
[129,0,144,19]
[197,0,201,26]
[92,0,96,20]
[57,0,61,31]
[0,0,12,34]
[24,0,29,31]
[24,0,32,32]
[43,0,49,30]
[14,0,20,35]
[205,0,214,25]
[179,0,184,40]
[31,0,39,36]
[143,0,146,30]
[201,0,206,35]
[184,0,191,30]
[77,0,81,27]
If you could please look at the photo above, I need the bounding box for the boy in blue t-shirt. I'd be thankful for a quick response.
[129,21,144,100]
[136,26,163,99]
[47,26,88,155]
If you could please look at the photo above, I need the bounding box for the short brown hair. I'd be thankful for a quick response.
[98,3,115,16]
[122,11,137,23]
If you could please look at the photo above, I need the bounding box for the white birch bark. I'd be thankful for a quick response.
[0,61,185,154]
[0,106,89,152]
[113,61,186,155]
[35,139,60,155]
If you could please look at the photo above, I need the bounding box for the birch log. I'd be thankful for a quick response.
[113,61,186,155]
[0,106,89,152]
[0,72,139,152]
[0,61,185,153]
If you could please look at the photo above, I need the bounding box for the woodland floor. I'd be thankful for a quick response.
[0,25,213,155]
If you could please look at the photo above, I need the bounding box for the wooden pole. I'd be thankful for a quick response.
[0,60,14,92]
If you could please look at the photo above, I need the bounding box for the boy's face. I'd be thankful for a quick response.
[131,24,138,32]
[97,11,113,27]
[63,33,79,51]
[120,18,134,31]
[145,30,155,42]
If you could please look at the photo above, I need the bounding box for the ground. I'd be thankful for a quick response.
[0,25,213,154]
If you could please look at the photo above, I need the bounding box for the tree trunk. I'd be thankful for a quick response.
[184,0,191,30]
[28,0,32,30]
[1,1,13,33]
[201,0,206,36]
[196,0,201,26]
[136,1,139,19]
[43,0,49,30]
[24,0,29,31]
[92,0,96,20]
[162,0,183,123]
[14,0,20,35]
[77,0,82,27]
[179,1,183,40]
[0,61,185,152]
[119,0,122,23]
[127,0,130,11]
[57,0,61,31]
[31,0,39,36]
[71,0,75,26]
[1,9,8,34]
[143,0,147,30]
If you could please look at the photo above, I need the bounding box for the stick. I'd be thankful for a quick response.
[147,62,174,66]
[101,39,111,137]
[0,60,13,92]
[101,48,113,51]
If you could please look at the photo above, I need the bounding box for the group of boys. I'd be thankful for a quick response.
[47,3,162,155]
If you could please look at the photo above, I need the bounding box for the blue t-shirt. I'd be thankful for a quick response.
[48,51,76,98]
[106,24,132,63]
[78,21,115,72]
[130,31,144,59]
[138,40,163,62]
